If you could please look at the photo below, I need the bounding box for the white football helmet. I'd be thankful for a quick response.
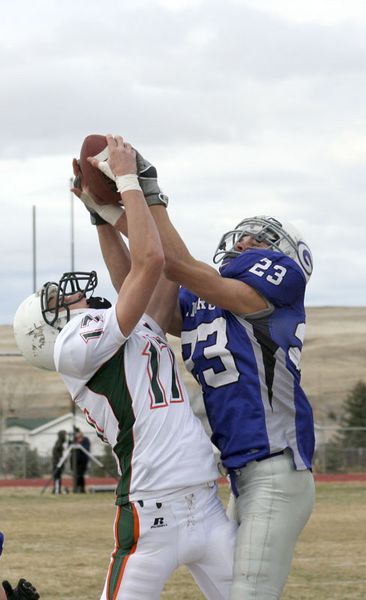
[13,271,104,371]
[213,216,313,282]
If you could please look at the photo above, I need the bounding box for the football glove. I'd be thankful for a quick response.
[2,579,40,600]
[75,187,125,227]
[135,151,169,207]
[96,150,169,207]
[73,174,108,226]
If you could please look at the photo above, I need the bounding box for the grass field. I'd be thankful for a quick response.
[0,483,365,599]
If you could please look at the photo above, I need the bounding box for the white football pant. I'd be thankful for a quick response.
[100,483,237,600]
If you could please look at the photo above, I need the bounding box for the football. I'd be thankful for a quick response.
[79,134,121,205]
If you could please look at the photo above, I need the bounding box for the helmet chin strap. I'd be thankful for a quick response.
[86,296,112,309]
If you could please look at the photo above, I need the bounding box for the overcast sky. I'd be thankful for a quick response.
[1,0,366,323]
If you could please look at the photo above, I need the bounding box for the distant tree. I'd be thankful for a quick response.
[338,381,366,447]
[324,381,366,473]
[25,446,42,478]
[3,443,42,478]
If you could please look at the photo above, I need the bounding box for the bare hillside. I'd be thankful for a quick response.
[1,307,365,423]
[299,307,366,421]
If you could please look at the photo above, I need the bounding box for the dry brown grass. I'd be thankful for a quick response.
[0,483,365,599]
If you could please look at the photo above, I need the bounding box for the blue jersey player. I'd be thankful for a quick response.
[180,217,314,473]
[89,146,316,599]
[149,209,316,600]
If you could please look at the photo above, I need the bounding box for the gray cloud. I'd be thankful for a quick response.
[1,0,366,322]
[2,1,366,156]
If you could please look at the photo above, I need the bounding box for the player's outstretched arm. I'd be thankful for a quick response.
[150,205,268,315]
[96,225,131,294]
[144,274,181,335]
[88,135,164,337]
[116,149,268,315]
[74,156,177,334]
[71,153,131,294]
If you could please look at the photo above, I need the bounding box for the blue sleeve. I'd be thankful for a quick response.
[178,287,197,318]
[221,250,305,307]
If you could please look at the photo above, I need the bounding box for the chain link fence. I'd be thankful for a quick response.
[0,426,365,479]
[0,435,118,480]
[313,425,366,473]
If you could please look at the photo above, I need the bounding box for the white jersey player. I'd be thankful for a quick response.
[13,136,236,600]
[54,308,220,503]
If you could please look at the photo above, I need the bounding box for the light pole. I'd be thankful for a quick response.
[69,177,78,491]
[32,205,37,292]
[70,178,75,272]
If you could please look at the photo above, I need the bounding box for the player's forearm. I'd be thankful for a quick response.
[150,206,216,300]
[149,205,199,280]
[145,275,179,333]
[149,205,268,313]
[96,224,131,293]
[149,206,223,296]
[122,190,164,275]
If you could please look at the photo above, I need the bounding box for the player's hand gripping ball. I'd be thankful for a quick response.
[79,134,168,207]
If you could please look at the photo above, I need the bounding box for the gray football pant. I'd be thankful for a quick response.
[227,451,315,600]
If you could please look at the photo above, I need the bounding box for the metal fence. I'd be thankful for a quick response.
[314,425,366,473]
[0,426,365,479]
[0,440,117,480]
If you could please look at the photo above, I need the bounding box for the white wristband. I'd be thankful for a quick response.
[115,174,142,195]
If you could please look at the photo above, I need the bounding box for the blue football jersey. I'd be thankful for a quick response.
[179,248,315,471]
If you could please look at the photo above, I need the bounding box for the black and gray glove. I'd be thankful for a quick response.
[135,151,169,207]
[2,579,40,600]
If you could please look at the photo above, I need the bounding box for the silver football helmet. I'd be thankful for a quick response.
[13,271,100,371]
[213,216,313,282]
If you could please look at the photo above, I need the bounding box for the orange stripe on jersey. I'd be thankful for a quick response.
[110,503,140,600]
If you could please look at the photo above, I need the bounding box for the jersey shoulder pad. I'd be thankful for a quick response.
[54,306,126,380]
[221,250,305,307]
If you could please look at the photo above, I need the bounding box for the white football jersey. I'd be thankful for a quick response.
[54,306,218,503]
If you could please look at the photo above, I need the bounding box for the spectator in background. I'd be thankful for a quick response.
[73,429,90,493]
[51,430,67,495]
